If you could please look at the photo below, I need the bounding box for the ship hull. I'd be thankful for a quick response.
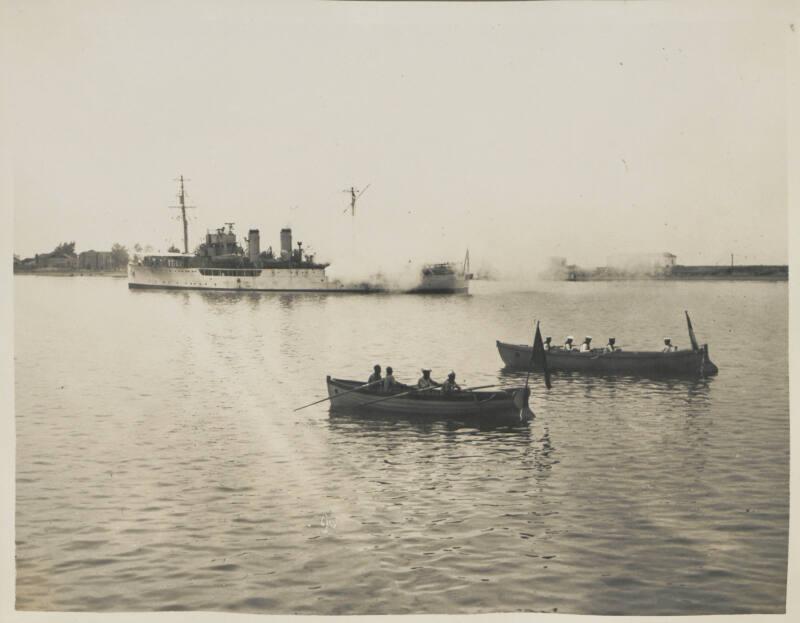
[497,340,719,378]
[127,264,373,293]
[407,272,469,294]
[128,264,472,294]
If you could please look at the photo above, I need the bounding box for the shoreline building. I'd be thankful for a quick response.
[33,252,78,270]
[78,250,115,271]
[605,252,677,277]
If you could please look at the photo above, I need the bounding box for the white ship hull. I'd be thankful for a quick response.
[128,262,470,294]
[408,272,470,294]
[128,264,370,292]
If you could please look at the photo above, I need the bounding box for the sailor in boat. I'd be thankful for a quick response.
[383,366,400,392]
[580,336,593,352]
[368,364,382,389]
[605,337,618,352]
[417,369,441,389]
[544,336,552,351]
[563,336,575,351]
[441,371,462,394]
[662,338,678,352]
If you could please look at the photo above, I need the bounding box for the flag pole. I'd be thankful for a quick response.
[685,310,699,351]
[528,320,552,390]
[524,320,538,390]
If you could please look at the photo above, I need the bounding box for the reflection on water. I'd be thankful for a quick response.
[327,408,532,433]
[15,277,789,615]
[499,367,715,393]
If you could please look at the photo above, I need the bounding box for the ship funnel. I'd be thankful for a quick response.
[280,228,292,260]
[248,229,260,263]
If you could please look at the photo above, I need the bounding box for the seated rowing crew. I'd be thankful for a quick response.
[579,336,593,352]
[417,368,441,389]
[368,364,382,389]
[563,336,575,351]
[605,337,619,352]
[441,371,461,394]
[662,337,678,352]
[383,366,400,392]
[544,336,552,351]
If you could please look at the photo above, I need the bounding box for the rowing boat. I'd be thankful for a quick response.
[497,311,718,378]
[496,341,718,378]
[326,376,534,425]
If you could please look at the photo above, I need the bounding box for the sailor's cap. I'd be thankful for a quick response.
[448,371,456,377]
[421,368,431,373]
[585,336,592,340]
[664,337,671,341]
[566,336,574,341]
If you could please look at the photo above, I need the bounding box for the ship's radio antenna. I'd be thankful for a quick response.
[169,175,196,254]
[342,183,371,217]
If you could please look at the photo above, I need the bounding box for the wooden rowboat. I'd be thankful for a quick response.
[496,341,718,377]
[326,376,534,425]
[498,312,718,378]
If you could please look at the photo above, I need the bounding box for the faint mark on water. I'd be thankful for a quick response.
[320,511,337,534]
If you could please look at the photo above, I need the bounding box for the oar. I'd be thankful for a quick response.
[294,378,384,411]
[463,383,503,392]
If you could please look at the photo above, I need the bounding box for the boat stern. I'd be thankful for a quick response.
[326,375,338,400]
[701,344,719,377]
[512,386,534,422]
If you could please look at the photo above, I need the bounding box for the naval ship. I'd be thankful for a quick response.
[128,177,376,293]
[128,178,472,294]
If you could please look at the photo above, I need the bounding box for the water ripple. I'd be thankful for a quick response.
[14,276,789,614]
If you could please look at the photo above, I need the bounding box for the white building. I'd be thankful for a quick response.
[606,252,677,275]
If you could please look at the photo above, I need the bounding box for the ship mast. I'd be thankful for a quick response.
[170,175,195,254]
[341,183,371,217]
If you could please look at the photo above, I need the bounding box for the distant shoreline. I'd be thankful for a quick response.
[564,275,788,282]
[558,265,788,283]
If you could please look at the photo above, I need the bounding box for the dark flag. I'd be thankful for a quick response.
[530,321,552,389]
[685,310,699,351]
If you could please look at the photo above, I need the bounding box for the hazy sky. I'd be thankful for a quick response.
[5,0,792,278]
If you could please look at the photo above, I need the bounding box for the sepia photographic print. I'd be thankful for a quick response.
[2,1,797,621]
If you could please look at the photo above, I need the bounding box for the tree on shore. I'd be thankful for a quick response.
[53,241,76,256]
[111,243,129,268]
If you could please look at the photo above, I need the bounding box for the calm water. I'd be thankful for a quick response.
[15,275,789,614]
